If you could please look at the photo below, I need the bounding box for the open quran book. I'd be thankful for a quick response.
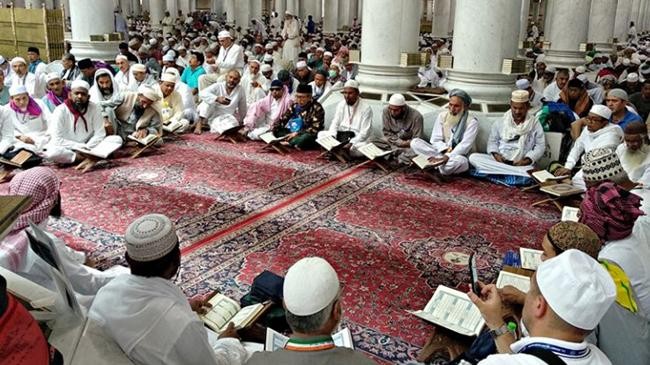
[73,139,122,159]
[495,271,531,293]
[409,285,485,336]
[540,183,584,197]
[412,154,445,169]
[264,327,354,351]
[561,206,580,222]
[316,135,342,151]
[200,293,271,333]
[260,132,289,144]
[530,170,569,183]
[128,133,159,146]
[163,119,185,133]
[0,150,34,168]
[358,143,392,160]
[519,248,543,270]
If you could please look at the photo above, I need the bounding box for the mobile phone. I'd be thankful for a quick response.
[469,253,480,295]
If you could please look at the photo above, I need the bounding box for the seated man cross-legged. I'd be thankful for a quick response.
[271,84,325,150]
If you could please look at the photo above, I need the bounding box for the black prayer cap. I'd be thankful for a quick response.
[78,58,94,69]
[27,46,39,55]
[568,78,584,89]
[296,84,312,95]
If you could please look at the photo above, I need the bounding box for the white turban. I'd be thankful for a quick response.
[9,84,28,96]
[45,72,61,84]
[131,64,147,73]
[10,57,26,66]
[70,79,90,91]
[137,85,161,102]
[160,73,177,83]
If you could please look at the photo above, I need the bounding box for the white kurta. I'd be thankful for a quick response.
[198,82,247,133]
[88,274,248,365]
[0,107,15,154]
[617,144,650,186]
[281,19,301,63]
[216,44,245,75]
[5,100,51,153]
[319,98,374,157]
[8,72,44,98]
[241,72,268,106]
[542,81,562,102]
[411,110,479,175]
[114,68,132,91]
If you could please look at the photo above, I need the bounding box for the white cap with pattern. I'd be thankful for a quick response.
[125,214,178,262]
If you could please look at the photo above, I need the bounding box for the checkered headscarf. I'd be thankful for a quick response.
[8,167,61,234]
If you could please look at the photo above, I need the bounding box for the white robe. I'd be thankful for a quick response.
[564,124,623,189]
[216,44,245,75]
[617,143,650,186]
[89,274,247,365]
[5,100,51,153]
[241,72,268,106]
[0,107,15,154]
[281,18,301,63]
[318,98,374,156]
[198,82,247,133]
[114,68,132,91]
[8,72,44,98]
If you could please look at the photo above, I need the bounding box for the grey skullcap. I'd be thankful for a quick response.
[125,214,178,262]
[607,88,628,101]
[449,89,472,106]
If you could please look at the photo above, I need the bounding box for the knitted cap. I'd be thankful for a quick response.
[581,147,627,183]
[125,214,178,262]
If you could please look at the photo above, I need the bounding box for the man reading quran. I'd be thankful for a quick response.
[271,84,325,150]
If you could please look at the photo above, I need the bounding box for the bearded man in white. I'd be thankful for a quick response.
[616,121,650,185]
[241,59,268,107]
[281,11,301,64]
[469,90,546,180]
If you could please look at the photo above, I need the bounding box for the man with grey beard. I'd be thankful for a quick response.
[616,121,650,185]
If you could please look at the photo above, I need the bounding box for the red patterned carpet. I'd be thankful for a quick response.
[34,134,558,364]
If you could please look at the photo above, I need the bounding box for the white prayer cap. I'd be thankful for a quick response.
[137,85,161,102]
[45,72,61,84]
[344,79,360,90]
[131,63,147,73]
[244,50,254,58]
[285,10,293,16]
[577,74,589,83]
[296,60,308,69]
[515,79,530,90]
[162,54,175,62]
[177,46,186,51]
[631,58,641,65]
[10,57,26,66]
[546,65,556,73]
[115,54,128,62]
[9,84,28,96]
[249,59,261,65]
[149,38,158,45]
[575,65,587,73]
[261,64,273,73]
[271,41,278,47]
[622,58,631,66]
[589,104,612,120]
[0,55,5,64]
[160,72,177,83]
[389,93,406,106]
[70,79,90,91]
[283,257,340,316]
[253,43,263,49]
[324,51,333,58]
[125,214,178,262]
[608,88,629,101]
[511,90,529,103]
[639,54,648,61]
[536,249,615,330]
[217,30,232,39]
[317,47,325,52]
[265,43,273,50]
[263,54,274,62]
[165,67,180,78]
[627,72,639,82]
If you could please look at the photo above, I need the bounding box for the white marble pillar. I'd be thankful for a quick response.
[142,0,150,13]
[543,0,553,36]
[132,0,141,15]
[444,0,520,102]
[315,0,322,20]
[357,0,362,22]
[235,0,250,28]
[121,0,132,16]
[425,0,433,21]
[166,0,178,17]
[588,0,618,52]
[336,0,348,28]
[301,0,317,18]
[349,0,358,25]
[275,0,286,15]
[432,0,450,37]
[614,0,633,40]
[639,0,648,31]
[150,0,164,27]
[448,0,455,34]
[631,0,641,26]
[178,0,190,16]
[544,0,591,68]
[519,0,530,43]
[224,0,235,22]
[251,0,263,19]
[69,0,120,61]
[355,0,421,91]
[286,0,297,15]
[323,0,338,33]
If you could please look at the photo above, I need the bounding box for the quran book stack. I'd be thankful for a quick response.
[73,138,122,159]
[579,43,595,52]
[0,150,34,168]
[358,143,392,160]
[200,293,270,333]
[316,135,342,151]
[501,59,528,74]
[437,55,454,69]
[409,285,485,336]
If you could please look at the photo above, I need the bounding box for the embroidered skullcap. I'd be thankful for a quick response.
[125,214,178,262]
[265,43,273,50]
[449,89,472,105]
[295,60,308,69]
[344,79,360,89]
[589,104,612,120]
[261,64,273,73]
[515,79,530,90]
[10,57,26,66]
[131,63,146,73]
[263,54,274,62]
[9,84,28,96]
[511,90,529,103]
[575,65,587,74]
[217,30,232,39]
[71,79,90,91]
[389,93,406,106]
[607,88,628,101]
[547,222,602,259]
[44,72,61,84]
[283,257,340,316]
[581,147,627,183]
[537,250,615,330]
[137,85,161,102]
[160,73,177,83]
[627,72,639,82]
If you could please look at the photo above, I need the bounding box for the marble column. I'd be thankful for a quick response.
[444,0,520,102]
[543,0,553,36]
[69,0,120,61]
[614,0,633,41]
[425,0,433,21]
[251,0,263,19]
[519,0,530,42]
[315,0,322,20]
[235,0,250,28]
[357,0,362,22]
[178,0,190,16]
[121,0,132,16]
[355,0,421,91]
[543,0,590,68]
[448,0,455,34]
[588,0,618,52]
[336,0,348,28]
[275,0,286,15]
[142,0,150,13]
[132,0,141,16]
[639,0,648,31]
[150,0,164,27]
[224,0,235,23]
[323,0,338,33]
[166,0,178,17]
[631,0,641,26]
[432,0,450,37]
[286,0,297,15]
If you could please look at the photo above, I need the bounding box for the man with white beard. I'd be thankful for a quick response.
[241,60,268,107]
[616,121,650,185]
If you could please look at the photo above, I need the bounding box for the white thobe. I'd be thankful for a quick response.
[216,44,245,75]
[308,81,332,102]
[318,99,374,156]
[241,72,268,106]
[564,124,623,189]
[89,274,247,365]
[114,69,132,91]
[542,81,562,102]
[411,110,479,175]
[174,80,197,122]
[479,336,612,365]
[5,100,51,153]
[8,72,44,98]
[0,107,15,154]
[281,19,301,63]
[617,144,650,186]
[198,82,247,133]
